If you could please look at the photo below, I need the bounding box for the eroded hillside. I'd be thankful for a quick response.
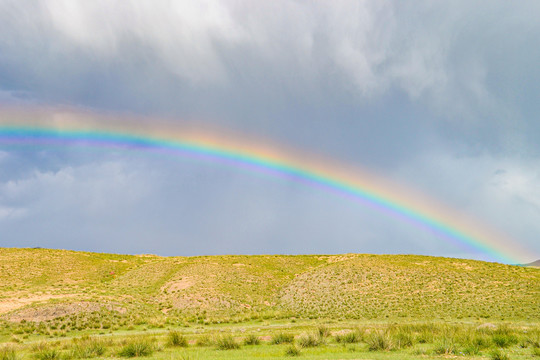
[1,248,539,326]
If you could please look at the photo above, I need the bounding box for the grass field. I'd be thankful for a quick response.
[0,248,539,359]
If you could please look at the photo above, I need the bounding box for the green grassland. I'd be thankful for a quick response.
[0,248,539,359]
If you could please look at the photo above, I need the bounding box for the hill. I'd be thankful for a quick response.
[523,259,540,267]
[0,248,539,329]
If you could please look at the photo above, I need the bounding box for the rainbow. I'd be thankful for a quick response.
[0,109,529,263]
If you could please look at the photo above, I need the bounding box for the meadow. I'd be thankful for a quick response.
[0,248,539,359]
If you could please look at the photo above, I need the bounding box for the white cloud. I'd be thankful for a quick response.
[0,206,27,220]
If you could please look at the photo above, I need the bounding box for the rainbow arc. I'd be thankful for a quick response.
[0,111,528,263]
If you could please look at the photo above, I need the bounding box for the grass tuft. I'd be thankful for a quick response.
[317,325,330,338]
[118,341,154,357]
[243,334,260,345]
[367,331,393,351]
[284,345,301,356]
[271,333,294,345]
[490,348,510,360]
[215,335,240,350]
[335,331,361,344]
[34,349,60,360]
[297,333,323,348]
[167,331,188,347]
[71,337,106,358]
[0,347,18,360]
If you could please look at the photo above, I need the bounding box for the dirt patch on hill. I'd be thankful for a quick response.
[4,301,125,322]
[163,277,195,292]
[0,294,77,315]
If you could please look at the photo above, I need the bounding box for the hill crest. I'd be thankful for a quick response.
[0,248,539,324]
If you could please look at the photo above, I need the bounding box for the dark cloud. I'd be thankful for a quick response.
[0,1,539,261]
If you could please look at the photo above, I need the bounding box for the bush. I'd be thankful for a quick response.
[215,336,240,350]
[271,333,294,345]
[118,341,154,357]
[284,345,301,357]
[167,331,188,347]
[244,335,260,345]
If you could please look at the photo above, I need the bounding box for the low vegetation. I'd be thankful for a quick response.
[0,248,538,359]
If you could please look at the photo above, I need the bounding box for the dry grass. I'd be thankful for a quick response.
[0,248,538,331]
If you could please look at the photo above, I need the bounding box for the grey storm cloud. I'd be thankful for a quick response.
[0,0,539,262]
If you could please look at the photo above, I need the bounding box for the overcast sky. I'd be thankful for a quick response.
[1,1,539,263]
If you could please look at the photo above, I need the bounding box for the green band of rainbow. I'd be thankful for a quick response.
[0,123,523,263]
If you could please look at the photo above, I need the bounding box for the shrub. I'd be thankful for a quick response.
[215,336,240,350]
[118,341,154,357]
[284,345,301,357]
[244,335,260,345]
[167,331,188,347]
[271,333,294,345]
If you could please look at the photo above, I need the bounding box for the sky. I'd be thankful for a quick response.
[0,1,539,263]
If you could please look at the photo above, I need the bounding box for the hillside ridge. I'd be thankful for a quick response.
[1,248,539,325]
